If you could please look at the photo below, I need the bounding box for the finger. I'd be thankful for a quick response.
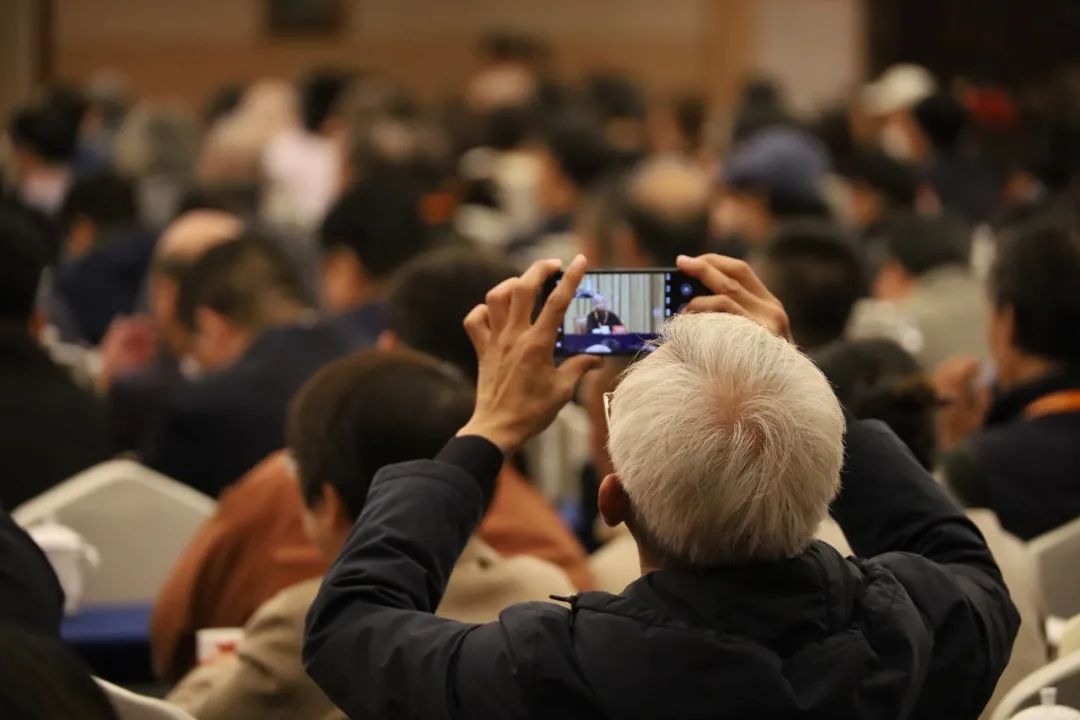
[509,258,561,328]
[484,277,517,333]
[463,304,492,354]
[536,254,588,334]
[557,353,603,391]
[694,254,772,298]
[684,294,750,318]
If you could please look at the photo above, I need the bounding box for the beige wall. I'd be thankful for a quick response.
[51,0,863,114]
[0,0,43,116]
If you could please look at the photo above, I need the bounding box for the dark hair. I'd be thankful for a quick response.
[836,146,918,208]
[286,350,475,519]
[882,211,970,276]
[299,69,352,133]
[8,88,87,164]
[319,173,430,280]
[763,219,866,350]
[814,339,937,470]
[621,199,710,264]
[59,172,137,234]
[913,92,969,152]
[990,202,1080,364]
[538,110,613,189]
[0,625,118,720]
[202,82,245,127]
[386,246,519,381]
[175,234,306,332]
[586,74,647,122]
[0,210,48,325]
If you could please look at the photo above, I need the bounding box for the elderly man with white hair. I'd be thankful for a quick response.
[304,254,1019,719]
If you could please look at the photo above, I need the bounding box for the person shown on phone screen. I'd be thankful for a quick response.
[584,294,622,334]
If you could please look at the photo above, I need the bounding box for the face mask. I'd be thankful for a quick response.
[880,119,915,162]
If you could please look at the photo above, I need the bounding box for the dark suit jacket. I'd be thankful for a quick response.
[0,326,112,510]
[0,509,64,634]
[142,321,352,497]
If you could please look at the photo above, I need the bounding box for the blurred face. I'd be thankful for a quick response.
[321,248,370,313]
[533,146,575,217]
[845,182,885,232]
[988,303,1021,388]
[594,297,608,312]
[711,189,771,247]
[299,483,350,561]
[190,307,250,373]
[149,273,191,356]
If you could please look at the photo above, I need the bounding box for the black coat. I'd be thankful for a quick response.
[304,421,1019,720]
[0,510,63,635]
[142,320,352,497]
[0,327,112,510]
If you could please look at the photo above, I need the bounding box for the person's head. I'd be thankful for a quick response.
[0,210,48,333]
[716,127,831,248]
[860,64,937,163]
[612,156,711,266]
[760,219,866,350]
[7,88,86,171]
[593,294,608,313]
[814,338,937,469]
[149,209,243,355]
[381,245,519,381]
[532,109,612,218]
[59,172,138,260]
[0,625,118,720]
[319,173,429,313]
[988,202,1080,389]
[912,92,969,156]
[872,211,970,301]
[834,146,918,231]
[175,234,308,372]
[286,350,475,559]
[299,68,353,135]
[600,312,844,569]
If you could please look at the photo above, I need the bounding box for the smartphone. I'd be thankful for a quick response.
[540,268,707,356]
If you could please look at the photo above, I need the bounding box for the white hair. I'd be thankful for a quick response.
[607,312,844,566]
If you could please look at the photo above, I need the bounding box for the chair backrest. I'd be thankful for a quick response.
[96,678,197,720]
[1061,615,1080,659]
[1029,516,1080,620]
[991,652,1080,720]
[14,460,216,605]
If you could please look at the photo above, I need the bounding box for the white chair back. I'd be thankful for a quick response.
[992,653,1080,720]
[96,678,197,720]
[1061,615,1080,660]
[1029,516,1080,620]
[14,460,215,605]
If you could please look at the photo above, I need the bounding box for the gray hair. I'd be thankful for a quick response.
[607,312,844,566]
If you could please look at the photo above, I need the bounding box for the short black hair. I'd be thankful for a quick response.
[0,209,48,325]
[299,69,352,133]
[836,146,918,208]
[882,211,970,276]
[913,92,969,152]
[175,234,306,332]
[7,88,87,164]
[814,338,937,470]
[59,172,137,233]
[319,173,430,280]
[763,219,866,350]
[990,202,1080,364]
[538,109,613,189]
[620,198,710,264]
[287,349,475,520]
[386,246,519,382]
[0,624,118,720]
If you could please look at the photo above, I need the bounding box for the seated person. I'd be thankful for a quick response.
[304,254,1018,719]
[0,209,111,510]
[940,201,1080,540]
[141,234,352,496]
[584,294,622,334]
[167,350,573,720]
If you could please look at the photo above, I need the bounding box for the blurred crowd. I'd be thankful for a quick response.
[2,30,1080,720]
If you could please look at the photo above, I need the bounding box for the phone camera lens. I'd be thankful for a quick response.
[680,283,693,297]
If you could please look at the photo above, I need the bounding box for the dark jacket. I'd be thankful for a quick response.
[946,368,1080,540]
[0,327,112,510]
[106,351,183,453]
[0,509,64,635]
[304,421,1019,720]
[142,320,351,497]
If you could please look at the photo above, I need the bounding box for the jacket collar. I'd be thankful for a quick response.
[573,541,862,654]
[986,366,1080,426]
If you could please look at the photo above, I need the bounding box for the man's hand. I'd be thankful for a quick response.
[458,255,602,455]
[97,315,158,392]
[934,356,991,453]
[676,254,793,343]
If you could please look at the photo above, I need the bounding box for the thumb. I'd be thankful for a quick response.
[557,354,604,389]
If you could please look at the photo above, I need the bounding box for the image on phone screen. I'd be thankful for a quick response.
[542,269,705,356]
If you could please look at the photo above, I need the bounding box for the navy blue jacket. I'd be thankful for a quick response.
[304,421,1019,719]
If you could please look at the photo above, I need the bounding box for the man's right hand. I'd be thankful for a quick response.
[97,315,158,391]
[676,254,793,343]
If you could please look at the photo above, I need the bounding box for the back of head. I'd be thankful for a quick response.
[836,146,918,208]
[8,88,87,164]
[814,338,937,469]
[608,312,844,566]
[913,91,969,152]
[621,156,711,263]
[538,109,613,189]
[0,624,118,720]
[386,245,519,381]
[60,172,137,235]
[991,201,1080,365]
[153,209,243,274]
[883,211,970,276]
[763,219,866,350]
[287,349,475,520]
[319,173,429,281]
[724,126,830,215]
[299,68,352,133]
[0,210,47,327]
[175,233,306,333]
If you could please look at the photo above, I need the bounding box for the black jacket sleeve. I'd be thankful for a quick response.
[302,437,531,720]
[832,418,1020,716]
[0,510,64,635]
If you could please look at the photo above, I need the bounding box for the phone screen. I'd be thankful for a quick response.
[541,269,706,356]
